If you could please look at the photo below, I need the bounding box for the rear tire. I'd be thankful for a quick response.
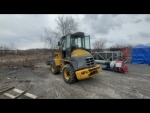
[50,62,60,75]
[62,64,77,84]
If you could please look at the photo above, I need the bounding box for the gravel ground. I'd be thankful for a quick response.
[0,61,150,99]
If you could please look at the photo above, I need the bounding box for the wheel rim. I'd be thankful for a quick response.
[51,65,54,72]
[64,69,70,80]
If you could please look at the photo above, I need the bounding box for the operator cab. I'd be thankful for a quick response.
[58,32,91,59]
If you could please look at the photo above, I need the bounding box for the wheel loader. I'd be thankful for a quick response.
[50,32,101,84]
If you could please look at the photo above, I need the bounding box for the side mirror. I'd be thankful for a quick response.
[58,42,60,46]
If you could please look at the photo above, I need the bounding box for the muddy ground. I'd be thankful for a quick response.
[0,61,150,99]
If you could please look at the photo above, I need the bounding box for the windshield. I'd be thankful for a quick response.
[71,36,90,50]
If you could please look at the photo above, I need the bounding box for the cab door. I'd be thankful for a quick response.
[84,36,91,53]
[65,34,71,59]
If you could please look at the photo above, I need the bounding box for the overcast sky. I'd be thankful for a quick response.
[0,14,150,50]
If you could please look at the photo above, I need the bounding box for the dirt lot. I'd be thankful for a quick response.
[0,59,150,99]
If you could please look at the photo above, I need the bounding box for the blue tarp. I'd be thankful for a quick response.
[131,45,150,65]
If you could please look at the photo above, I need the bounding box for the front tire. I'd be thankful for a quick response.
[62,64,77,84]
[50,62,60,75]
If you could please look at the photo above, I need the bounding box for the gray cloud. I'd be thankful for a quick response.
[139,32,150,38]
[128,35,140,42]
[0,14,150,49]
[0,14,56,49]
[111,14,120,17]
[82,14,123,35]
[145,16,150,22]
[129,32,150,41]
[134,19,142,23]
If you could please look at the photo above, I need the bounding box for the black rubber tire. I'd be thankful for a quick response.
[50,62,60,75]
[62,64,77,84]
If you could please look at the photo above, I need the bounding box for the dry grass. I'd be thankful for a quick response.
[0,53,51,68]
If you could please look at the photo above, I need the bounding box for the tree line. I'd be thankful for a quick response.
[0,43,16,50]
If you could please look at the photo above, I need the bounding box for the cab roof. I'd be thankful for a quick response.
[61,32,85,40]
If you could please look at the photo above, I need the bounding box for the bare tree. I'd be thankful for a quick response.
[0,45,9,50]
[55,15,78,36]
[41,15,78,56]
[41,29,59,49]
[109,43,134,50]
[41,29,61,56]
[92,38,107,52]
[9,43,16,50]
[0,46,3,50]
[0,45,9,55]
[109,43,134,56]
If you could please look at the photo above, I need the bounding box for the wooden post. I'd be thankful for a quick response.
[0,87,15,94]
[14,86,32,99]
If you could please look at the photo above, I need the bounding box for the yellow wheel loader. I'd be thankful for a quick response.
[50,32,101,84]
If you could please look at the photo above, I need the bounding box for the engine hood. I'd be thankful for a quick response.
[71,49,91,58]
[71,49,96,70]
